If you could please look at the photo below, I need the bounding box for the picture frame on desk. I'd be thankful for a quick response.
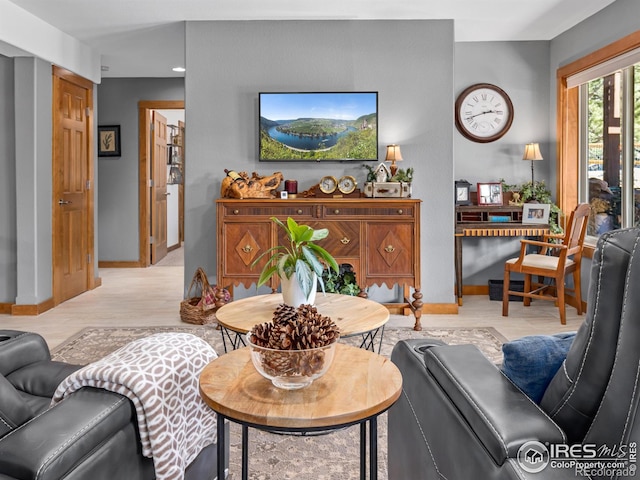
[477,182,503,205]
[522,203,550,224]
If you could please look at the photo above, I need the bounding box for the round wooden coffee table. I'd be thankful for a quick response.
[215,293,389,352]
[199,343,402,480]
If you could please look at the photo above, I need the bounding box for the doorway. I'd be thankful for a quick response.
[138,100,184,266]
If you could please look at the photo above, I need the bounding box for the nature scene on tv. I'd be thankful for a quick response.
[259,92,378,161]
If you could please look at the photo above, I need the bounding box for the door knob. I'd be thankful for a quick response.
[58,199,72,205]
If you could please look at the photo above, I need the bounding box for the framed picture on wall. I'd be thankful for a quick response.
[98,125,121,157]
[476,182,503,205]
[522,203,550,224]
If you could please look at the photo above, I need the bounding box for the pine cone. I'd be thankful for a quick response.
[249,303,340,378]
[273,303,298,324]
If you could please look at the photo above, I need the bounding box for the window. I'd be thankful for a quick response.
[557,31,640,241]
[578,68,639,236]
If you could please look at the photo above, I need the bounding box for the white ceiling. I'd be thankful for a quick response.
[6,0,617,78]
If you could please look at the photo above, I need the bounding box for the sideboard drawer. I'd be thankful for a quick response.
[322,205,414,218]
[310,221,360,257]
[222,204,315,218]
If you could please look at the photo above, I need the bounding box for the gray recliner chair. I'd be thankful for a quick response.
[0,330,225,480]
[389,227,640,479]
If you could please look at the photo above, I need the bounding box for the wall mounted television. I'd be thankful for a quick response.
[259,92,378,162]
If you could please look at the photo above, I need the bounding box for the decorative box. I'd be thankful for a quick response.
[364,182,412,198]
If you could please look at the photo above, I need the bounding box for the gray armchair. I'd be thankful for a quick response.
[0,330,226,480]
[389,227,640,479]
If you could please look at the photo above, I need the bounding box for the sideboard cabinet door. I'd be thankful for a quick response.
[366,223,414,280]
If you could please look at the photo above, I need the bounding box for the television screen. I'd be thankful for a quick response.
[259,92,378,162]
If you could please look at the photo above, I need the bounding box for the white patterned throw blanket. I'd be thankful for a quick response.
[51,333,218,480]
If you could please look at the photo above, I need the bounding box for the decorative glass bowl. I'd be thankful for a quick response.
[247,333,338,390]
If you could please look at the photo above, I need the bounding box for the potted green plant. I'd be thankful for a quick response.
[500,179,562,233]
[252,217,339,306]
[322,265,361,296]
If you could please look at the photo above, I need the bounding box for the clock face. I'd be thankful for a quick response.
[338,175,357,194]
[319,175,337,194]
[455,83,513,143]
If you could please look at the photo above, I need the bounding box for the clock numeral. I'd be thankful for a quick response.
[465,110,472,116]
[465,117,474,124]
[495,102,502,108]
[472,96,479,103]
[472,122,479,130]
[496,110,504,115]
[481,93,487,101]
[495,117,502,124]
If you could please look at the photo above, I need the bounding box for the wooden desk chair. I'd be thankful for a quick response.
[502,203,591,324]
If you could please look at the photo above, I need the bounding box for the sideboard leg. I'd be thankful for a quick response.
[412,289,423,331]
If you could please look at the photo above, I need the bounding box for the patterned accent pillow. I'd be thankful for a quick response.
[501,332,576,403]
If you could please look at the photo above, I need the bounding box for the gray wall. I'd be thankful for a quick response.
[97,78,184,261]
[454,41,552,285]
[184,20,456,304]
[0,55,15,303]
[14,57,52,304]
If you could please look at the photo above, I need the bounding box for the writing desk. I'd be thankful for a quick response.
[455,205,549,305]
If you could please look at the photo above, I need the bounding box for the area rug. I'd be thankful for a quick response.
[52,325,507,480]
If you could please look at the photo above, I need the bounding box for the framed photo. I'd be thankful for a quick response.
[98,125,121,157]
[522,203,550,224]
[477,182,503,205]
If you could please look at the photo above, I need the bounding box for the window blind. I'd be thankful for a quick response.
[567,47,640,88]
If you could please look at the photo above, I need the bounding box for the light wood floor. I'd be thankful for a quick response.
[0,265,584,350]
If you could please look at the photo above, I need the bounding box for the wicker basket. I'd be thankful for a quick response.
[180,268,229,325]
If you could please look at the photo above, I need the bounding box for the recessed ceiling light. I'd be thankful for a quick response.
[172,67,186,72]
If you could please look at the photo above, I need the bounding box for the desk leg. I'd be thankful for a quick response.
[455,235,463,306]
[242,425,249,480]
[360,422,367,480]
[217,414,226,480]
[370,417,378,480]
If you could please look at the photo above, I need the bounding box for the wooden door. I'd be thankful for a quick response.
[52,67,94,304]
[151,111,168,264]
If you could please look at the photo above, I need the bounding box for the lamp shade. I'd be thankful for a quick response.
[523,143,543,161]
[385,144,403,162]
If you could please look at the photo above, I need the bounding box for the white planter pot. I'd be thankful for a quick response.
[280,273,317,307]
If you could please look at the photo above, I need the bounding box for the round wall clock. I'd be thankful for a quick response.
[319,175,337,194]
[338,175,357,194]
[455,83,514,143]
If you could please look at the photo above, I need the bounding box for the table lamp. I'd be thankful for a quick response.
[523,143,543,185]
[385,144,403,177]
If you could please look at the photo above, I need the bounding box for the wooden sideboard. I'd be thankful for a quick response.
[216,198,424,330]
